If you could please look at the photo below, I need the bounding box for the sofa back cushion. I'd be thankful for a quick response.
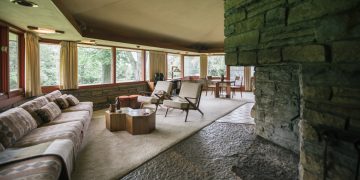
[19,96,49,126]
[44,90,62,102]
[66,95,80,106]
[35,102,62,123]
[55,94,70,109]
[0,108,38,148]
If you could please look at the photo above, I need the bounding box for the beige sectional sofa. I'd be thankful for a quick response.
[0,90,93,180]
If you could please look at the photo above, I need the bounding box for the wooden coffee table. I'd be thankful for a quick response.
[105,108,155,135]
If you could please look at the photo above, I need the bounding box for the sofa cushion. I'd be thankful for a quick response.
[0,155,62,180]
[13,121,83,152]
[55,94,69,109]
[66,95,80,106]
[43,111,90,127]
[45,90,62,102]
[62,102,93,113]
[19,96,49,126]
[0,108,38,148]
[36,102,61,123]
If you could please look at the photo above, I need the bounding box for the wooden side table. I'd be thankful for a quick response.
[105,108,130,131]
[126,108,155,135]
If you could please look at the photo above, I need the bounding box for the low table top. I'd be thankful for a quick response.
[107,107,155,117]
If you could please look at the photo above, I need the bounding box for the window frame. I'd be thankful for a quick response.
[115,48,144,83]
[0,25,25,100]
[183,55,201,77]
[39,41,61,87]
[166,53,182,80]
[207,55,227,78]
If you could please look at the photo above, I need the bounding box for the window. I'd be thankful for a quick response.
[207,55,226,77]
[184,56,200,76]
[116,48,143,82]
[230,66,244,80]
[9,32,19,90]
[40,43,60,86]
[78,45,112,85]
[145,51,150,81]
[167,54,181,79]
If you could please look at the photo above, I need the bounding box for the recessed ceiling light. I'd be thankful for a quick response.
[27,26,64,34]
[10,0,38,7]
[80,40,96,45]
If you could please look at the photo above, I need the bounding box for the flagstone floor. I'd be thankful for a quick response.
[121,95,298,180]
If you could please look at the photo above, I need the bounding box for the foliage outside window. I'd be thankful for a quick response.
[116,48,142,82]
[184,56,200,76]
[40,43,60,86]
[9,32,19,90]
[207,55,226,77]
[167,54,181,79]
[230,66,244,85]
[78,45,112,85]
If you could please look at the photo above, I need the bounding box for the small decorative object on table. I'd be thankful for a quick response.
[109,104,116,112]
[115,97,121,110]
[221,74,225,82]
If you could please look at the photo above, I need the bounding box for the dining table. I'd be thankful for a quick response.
[211,79,235,98]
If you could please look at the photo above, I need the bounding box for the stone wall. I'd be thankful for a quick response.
[61,82,148,110]
[255,64,300,153]
[224,0,360,179]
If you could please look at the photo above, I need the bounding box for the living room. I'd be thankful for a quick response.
[1,0,360,180]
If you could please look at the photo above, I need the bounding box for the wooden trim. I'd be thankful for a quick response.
[41,86,60,94]
[112,47,116,84]
[39,38,61,44]
[19,33,25,89]
[226,65,230,80]
[78,81,147,90]
[0,20,25,34]
[0,26,9,94]
[0,95,24,109]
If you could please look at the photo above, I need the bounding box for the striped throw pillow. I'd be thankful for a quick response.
[35,102,61,123]
[55,94,70,109]
[66,95,80,106]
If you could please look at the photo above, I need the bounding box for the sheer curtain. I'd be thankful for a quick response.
[200,54,208,78]
[25,32,42,97]
[60,41,78,90]
[149,51,166,81]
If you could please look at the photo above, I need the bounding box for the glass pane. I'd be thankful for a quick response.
[184,56,200,76]
[78,45,112,85]
[167,54,181,79]
[40,43,60,86]
[145,51,150,81]
[230,66,244,85]
[116,49,142,82]
[9,32,19,90]
[207,55,226,77]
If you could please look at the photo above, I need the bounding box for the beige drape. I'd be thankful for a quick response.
[149,51,166,81]
[244,66,251,91]
[60,41,78,90]
[25,32,42,97]
[200,55,208,78]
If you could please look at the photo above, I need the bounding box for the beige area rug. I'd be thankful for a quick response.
[72,94,248,180]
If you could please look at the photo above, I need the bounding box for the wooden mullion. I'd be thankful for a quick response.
[0,26,9,94]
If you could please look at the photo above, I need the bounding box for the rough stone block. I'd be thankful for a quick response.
[225,9,246,26]
[332,41,360,63]
[302,86,331,101]
[255,71,269,81]
[283,45,326,62]
[238,51,257,65]
[225,52,238,66]
[225,24,235,36]
[247,0,285,18]
[331,87,360,106]
[235,14,264,34]
[288,0,360,24]
[258,48,281,64]
[266,7,286,26]
[225,30,259,50]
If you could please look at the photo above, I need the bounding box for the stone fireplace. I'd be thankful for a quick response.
[224,0,360,179]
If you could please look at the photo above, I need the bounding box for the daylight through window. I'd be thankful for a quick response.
[40,43,60,86]
[78,45,112,85]
[184,56,200,76]
[9,32,19,90]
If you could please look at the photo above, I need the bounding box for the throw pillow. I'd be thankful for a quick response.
[0,108,38,148]
[35,102,61,123]
[55,94,70,109]
[66,95,80,106]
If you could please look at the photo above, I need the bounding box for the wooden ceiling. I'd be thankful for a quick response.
[1,0,225,53]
